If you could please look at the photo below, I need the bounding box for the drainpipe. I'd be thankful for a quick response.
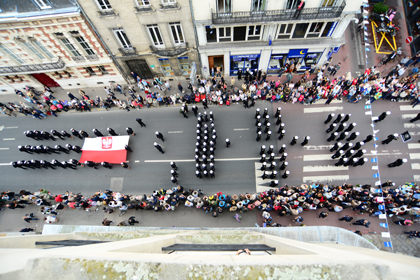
[70,0,130,84]
[189,0,202,77]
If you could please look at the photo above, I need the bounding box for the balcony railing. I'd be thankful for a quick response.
[118,47,137,56]
[159,3,180,10]
[98,9,118,17]
[71,56,86,62]
[135,5,155,12]
[85,54,99,60]
[149,43,188,57]
[212,1,346,24]
[0,58,66,75]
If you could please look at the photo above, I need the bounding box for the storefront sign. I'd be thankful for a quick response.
[271,56,284,59]
[231,54,260,59]
[287,49,308,59]
[178,57,189,60]
[306,54,318,58]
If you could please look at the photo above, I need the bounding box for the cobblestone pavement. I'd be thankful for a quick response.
[364,234,420,258]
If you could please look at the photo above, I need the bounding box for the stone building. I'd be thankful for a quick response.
[0,0,126,94]
[191,0,363,78]
[77,0,200,83]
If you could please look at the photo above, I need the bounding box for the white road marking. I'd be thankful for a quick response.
[302,175,349,182]
[303,154,334,161]
[0,163,11,166]
[303,145,333,151]
[145,159,194,163]
[410,153,420,160]
[411,163,420,170]
[329,99,343,104]
[168,131,183,133]
[3,138,15,141]
[365,111,372,115]
[409,132,420,136]
[233,128,249,131]
[370,150,377,155]
[303,165,348,172]
[145,157,264,163]
[3,126,18,129]
[0,126,3,131]
[0,148,9,150]
[408,144,420,149]
[400,105,419,111]
[402,114,417,119]
[372,117,379,121]
[135,160,140,163]
[381,232,390,238]
[367,152,402,156]
[404,123,420,129]
[304,106,343,113]
[414,175,420,182]
[372,166,378,170]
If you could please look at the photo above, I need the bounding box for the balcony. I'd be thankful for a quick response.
[211,1,346,24]
[71,56,86,62]
[118,47,137,56]
[135,5,155,13]
[0,58,66,75]
[85,54,99,61]
[149,43,188,57]
[159,3,180,10]
[98,9,118,17]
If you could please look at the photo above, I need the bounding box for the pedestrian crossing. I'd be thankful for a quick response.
[400,107,420,182]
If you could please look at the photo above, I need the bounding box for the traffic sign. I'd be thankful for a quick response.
[406,36,413,43]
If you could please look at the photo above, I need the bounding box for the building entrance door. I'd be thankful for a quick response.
[31,73,60,87]
[126,59,153,80]
[208,55,224,74]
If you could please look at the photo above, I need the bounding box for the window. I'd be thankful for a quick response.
[113,28,132,48]
[307,22,324,38]
[206,26,217,43]
[301,53,322,69]
[169,22,185,44]
[178,57,190,75]
[247,25,261,40]
[159,58,173,76]
[292,23,309,39]
[285,0,299,9]
[322,0,338,7]
[60,38,81,57]
[252,0,266,11]
[217,0,231,13]
[33,0,52,9]
[0,44,25,64]
[277,24,293,39]
[233,26,246,41]
[321,22,336,37]
[21,41,45,60]
[85,67,96,76]
[137,0,150,5]
[268,54,287,74]
[96,0,112,9]
[98,65,109,75]
[32,40,54,59]
[147,25,164,46]
[75,36,95,55]
[162,0,176,3]
[218,27,231,42]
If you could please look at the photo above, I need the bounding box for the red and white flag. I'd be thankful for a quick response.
[79,136,130,164]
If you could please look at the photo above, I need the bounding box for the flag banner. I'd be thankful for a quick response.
[79,136,130,164]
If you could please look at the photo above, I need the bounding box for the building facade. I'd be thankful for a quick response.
[192,0,363,78]
[0,0,126,94]
[403,0,420,56]
[77,0,200,84]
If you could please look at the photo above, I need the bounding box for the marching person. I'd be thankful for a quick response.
[388,158,408,167]
[374,111,391,123]
[154,142,165,154]
[107,127,118,136]
[121,162,130,169]
[101,162,112,169]
[93,128,103,137]
[382,133,399,145]
[136,118,146,127]
[70,128,82,139]
[126,127,135,136]
[155,131,164,142]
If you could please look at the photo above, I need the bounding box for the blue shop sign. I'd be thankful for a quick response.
[271,56,284,59]
[231,54,260,60]
[178,57,188,60]
[287,49,308,59]
[158,58,169,61]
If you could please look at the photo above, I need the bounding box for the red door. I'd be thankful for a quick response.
[31,73,60,88]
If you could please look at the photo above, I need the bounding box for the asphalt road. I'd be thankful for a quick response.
[0,98,418,196]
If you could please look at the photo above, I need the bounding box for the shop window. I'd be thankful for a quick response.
[217,0,231,13]
[252,0,266,11]
[321,22,336,37]
[285,0,299,9]
[98,65,109,75]
[96,0,112,9]
[233,26,246,41]
[230,55,260,76]
[178,57,190,75]
[277,24,293,39]
[147,24,164,46]
[292,23,309,39]
[307,22,324,38]
[268,54,287,74]
[206,26,217,43]
[169,22,185,45]
[248,25,262,40]
[218,27,231,42]
[301,53,322,69]
[85,67,96,76]
[159,58,174,76]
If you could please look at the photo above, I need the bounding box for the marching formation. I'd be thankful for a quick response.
[195,110,217,179]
